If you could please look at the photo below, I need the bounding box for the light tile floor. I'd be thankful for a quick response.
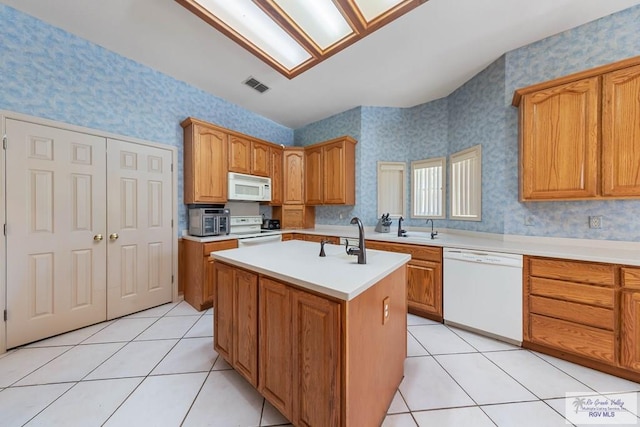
[1,303,639,426]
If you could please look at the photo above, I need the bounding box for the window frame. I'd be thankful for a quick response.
[449,144,482,221]
[376,161,406,219]
[410,157,446,219]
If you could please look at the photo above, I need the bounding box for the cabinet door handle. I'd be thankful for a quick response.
[93,234,103,241]
[109,233,119,241]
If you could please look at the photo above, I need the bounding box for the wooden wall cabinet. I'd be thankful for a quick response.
[366,240,442,321]
[181,118,229,204]
[213,262,259,387]
[305,136,357,205]
[602,64,640,197]
[513,56,640,201]
[523,257,640,382]
[228,135,270,177]
[268,146,283,205]
[283,148,305,204]
[181,239,238,311]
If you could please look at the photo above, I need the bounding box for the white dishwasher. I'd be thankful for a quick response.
[443,248,523,344]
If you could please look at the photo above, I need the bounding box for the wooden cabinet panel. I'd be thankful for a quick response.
[281,233,294,241]
[214,262,234,360]
[407,259,441,317]
[183,239,238,311]
[272,204,315,229]
[233,269,258,387]
[303,234,340,244]
[602,64,640,197]
[529,258,615,286]
[530,295,614,330]
[530,277,615,308]
[530,314,615,364]
[366,240,442,262]
[520,77,599,200]
[251,141,270,177]
[269,146,283,205]
[366,240,442,320]
[622,267,640,290]
[229,135,251,174]
[204,257,215,304]
[304,145,323,205]
[259,278,293,419]
[323,140,354,204]
[514,57,640,201]
[283,148,305,204]
[292,289,340,427]
[182,120,228,204]
[620,291,640,370]
[304,137,356,205]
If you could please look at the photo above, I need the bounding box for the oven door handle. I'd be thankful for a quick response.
[238,234,282,246]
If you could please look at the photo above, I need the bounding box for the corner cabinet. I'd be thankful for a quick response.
[181,118,228,204]
[513,56,640,201]
[305,136,357,205]
[282,148,305,204]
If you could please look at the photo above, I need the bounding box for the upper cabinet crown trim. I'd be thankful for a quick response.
[512,55,640,106]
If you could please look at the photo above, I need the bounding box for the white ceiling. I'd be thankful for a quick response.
[3,0,640,129]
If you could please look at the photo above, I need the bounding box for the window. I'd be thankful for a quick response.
[411,157,445,219]
[377,162,406,218]
[449,144,482,221]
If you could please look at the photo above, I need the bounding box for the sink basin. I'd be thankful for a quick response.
[402,231,436,240]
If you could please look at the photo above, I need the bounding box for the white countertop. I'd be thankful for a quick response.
[184,225,640,267]
[296,226,640,267]
[210,240,410,301]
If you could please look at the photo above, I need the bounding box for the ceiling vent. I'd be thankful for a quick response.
[243,77,269,94]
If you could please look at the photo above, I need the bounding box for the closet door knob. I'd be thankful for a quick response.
[93,234,103,241]
[109,233,119,241]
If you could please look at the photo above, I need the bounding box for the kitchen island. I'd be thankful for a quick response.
[211,240,410,427]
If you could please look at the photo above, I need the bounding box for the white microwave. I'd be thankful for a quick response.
[228,172,272,202]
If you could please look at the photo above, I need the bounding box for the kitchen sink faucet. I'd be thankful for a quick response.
[346,217,367,264]
[426,219,438,239]
[397,216,406,237]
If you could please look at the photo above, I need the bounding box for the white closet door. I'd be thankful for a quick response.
[106,138,173,319]
[5,119,107,348]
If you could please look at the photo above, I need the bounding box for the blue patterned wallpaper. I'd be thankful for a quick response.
[503,4,640,240]
[447,56,506,234]
[3,3,640,241]
[296,4,640,242]
[0,4,293,232]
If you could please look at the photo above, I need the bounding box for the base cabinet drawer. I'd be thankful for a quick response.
[530,314,615,364]
[529,295,614,330]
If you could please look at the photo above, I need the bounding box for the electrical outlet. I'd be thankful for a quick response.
[339,213,343,220]
[382,297,390,325]
[589,215,602,229]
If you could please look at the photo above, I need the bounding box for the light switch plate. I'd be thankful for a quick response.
[382,296,390,325]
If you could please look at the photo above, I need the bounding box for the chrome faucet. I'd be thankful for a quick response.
[426,219,438,239]
[345,217,366,264]
[397,216,406,237]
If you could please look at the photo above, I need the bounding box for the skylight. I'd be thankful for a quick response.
[176,0,427,79]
